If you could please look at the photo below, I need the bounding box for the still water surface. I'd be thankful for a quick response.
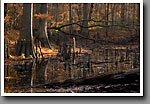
[4,48,140,93]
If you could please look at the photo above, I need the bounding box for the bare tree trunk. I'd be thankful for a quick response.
[121,3,125,23]
[111,4,115,25]
[73,37,76,64]
[110,4,115,36]
[15,3,35,57]
[69,3,72,34]
[88,3,94,20]
[99,4,103,20]
[127,3,130,23]
[133,3,136,27]
[4,39,10,58]
[75,4,82,21]
[4,3,8,36]
[4,3,7,18]
[38,3,51,49]
[114,4,119,24]
[137,3,140,24]
[82,3,88,36]
[55,4,58,26]
[105,3,109,37]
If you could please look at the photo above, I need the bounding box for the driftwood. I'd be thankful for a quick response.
[27,68,140,88]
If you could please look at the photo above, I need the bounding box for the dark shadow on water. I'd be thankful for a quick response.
[4,47,140,93]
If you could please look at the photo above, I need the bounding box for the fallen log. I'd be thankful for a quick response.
[68,68,140,86]
[25,68,140,89]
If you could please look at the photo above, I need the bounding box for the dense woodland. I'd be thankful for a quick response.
[4,3,140,93]
[4,3,140,58]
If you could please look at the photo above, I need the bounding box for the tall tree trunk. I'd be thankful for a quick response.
[121,3,125,23]
[82,3,88,37]
[79,4,82,20]
[15,3,35,57]
[4,3,8,36]
[69,3,72,34]
[69,3,76,63]
[88,3,94,20]
[99,4,103,20]
[133,3,136,27]
[137,3,140,24]
[4,3,7,18]
[38,3,51,49]
[127,3,130,23]
[115,4,119,24]
[111,4,115,25]
[111,4,115,36]
[105,3,109,37]
[75,4,82,21]
[33,3,41,37]
[55,4,58,26]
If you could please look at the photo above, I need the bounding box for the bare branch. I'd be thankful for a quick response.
[47,22,139,31]
[56,29,115,44]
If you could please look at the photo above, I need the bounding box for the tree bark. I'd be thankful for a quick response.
[15,3,35,57]
[137,3,140,23]
[111,4,115,25]
[37,3,51,49]
[114,4,119,24]
[4,3,7,18]
[69,3,72,34]
[127,4,130,23]
[75,4,82,21]
[105,3,109,37]
[121,3,125,23]
[88,3,94,20]
[81,3,88,37]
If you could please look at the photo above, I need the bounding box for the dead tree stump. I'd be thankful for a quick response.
[4,39,10,58]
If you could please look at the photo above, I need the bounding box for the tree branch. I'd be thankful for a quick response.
[55,28,116,44]
[47,22,139,32]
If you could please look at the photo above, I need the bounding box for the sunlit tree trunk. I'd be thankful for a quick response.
[15,3,35,57]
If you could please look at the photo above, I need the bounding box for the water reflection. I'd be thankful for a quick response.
[4,47,140,93]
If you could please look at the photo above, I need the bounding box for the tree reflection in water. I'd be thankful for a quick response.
[4,48,140,93]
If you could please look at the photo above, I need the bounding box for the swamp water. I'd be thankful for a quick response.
[4,47,140,93]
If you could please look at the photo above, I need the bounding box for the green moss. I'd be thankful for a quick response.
[21,53,25,58]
